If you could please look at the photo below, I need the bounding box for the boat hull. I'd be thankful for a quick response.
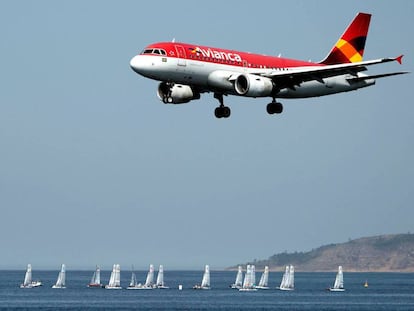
[105,286,122,289]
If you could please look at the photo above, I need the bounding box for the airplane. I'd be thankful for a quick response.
[130,12,408,118]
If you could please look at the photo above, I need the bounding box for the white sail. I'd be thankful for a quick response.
[23,264,32,286]
[106,264,122,289]
[88,265,102,287]
[156,265,168,288]
[330,266,345,291]
[251,265,256,287]
[108,264,116,286]
[279,265,294,290]
[20,264,42,288]
[144,264,155,287]
[257,266,269,289]
[52,264,66,288]
[287,265,294,289]
[242,265,251,289]
[201,265,210,288]
[114,264,121,287]
[129,272,137,287]
[239,265,257,291]
[231,266,243,289]
[126,265,141,289]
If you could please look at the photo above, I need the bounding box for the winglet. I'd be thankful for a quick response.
[395,54,404,65]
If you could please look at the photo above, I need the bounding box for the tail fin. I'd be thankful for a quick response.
[320,12,371,65]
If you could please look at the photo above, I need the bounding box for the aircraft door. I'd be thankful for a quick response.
[175,45,187,66]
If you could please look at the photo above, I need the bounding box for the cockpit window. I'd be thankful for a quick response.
[141,48,167,56]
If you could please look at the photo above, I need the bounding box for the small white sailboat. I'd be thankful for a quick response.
[329,266,345,292]
[87,265,103,288]
[134,264,156,289]
[20,264,42,288]
[52,264,66,289]
[144,264,155,288]
[278,265,294,291]
[126,266,140,290]
[105,264,122,289]
[230,265,243,289]
[155,265,169,289]
[193,265,210,289]
[239,265,257,291]
[256,266,269,289]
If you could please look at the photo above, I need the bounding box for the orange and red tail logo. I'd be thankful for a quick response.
[320,13,371,65]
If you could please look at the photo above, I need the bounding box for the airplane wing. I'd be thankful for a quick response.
[261,55,408,90]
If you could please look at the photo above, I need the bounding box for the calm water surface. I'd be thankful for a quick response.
[0,270,413,310]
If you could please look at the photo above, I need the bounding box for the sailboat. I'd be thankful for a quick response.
[329,266,345,292]
[193,265,210,289]
[20,264,42,288]
[278,265,294,291]
[52,264,66,289]
[230,265,243,289]
[155,265,169,289]
[133,264,155,289]
[105,264,122,289]
[239,265,257,291]
[126,266,140,290]
[87,265,103,288]
[256,266,269,289]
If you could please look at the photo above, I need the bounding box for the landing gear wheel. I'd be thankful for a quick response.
[214,106,231,118]
[213,93,231,119]
[162,96,173,104]
[214,107,222,118]
[266,102,283,114]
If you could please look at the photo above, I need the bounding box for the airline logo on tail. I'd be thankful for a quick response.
[321,13,371,64]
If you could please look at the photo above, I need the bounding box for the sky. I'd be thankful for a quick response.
[1,0,413,271]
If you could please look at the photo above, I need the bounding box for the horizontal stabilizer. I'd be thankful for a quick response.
[347,71,409,82]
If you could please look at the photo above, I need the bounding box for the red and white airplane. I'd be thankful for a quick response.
[130,12,408,118]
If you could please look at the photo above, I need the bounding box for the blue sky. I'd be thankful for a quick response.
[1,0,413,270]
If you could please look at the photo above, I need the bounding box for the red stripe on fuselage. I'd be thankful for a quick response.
[143,42,322,69]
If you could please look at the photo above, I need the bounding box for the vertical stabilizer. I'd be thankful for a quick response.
[320,12,371,65]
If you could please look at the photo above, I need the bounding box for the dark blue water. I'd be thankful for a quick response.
[1,270,413,310]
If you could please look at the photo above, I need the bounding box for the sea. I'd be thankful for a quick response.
[0,270,413,310]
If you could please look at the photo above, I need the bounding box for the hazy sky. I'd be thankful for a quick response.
[1,0,413,270]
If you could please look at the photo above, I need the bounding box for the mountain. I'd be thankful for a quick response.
[230,234,414,272]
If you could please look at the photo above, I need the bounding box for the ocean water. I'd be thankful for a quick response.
[0,270,413,310]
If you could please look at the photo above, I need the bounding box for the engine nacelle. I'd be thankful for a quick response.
[234,74,274,97]
[157,82,200,104]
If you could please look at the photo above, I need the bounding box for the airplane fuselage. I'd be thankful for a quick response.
[130,42,374,99]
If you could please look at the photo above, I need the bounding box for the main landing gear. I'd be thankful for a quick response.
[214,93,231,118]
[266,99,283,115]
[213,94,284,118]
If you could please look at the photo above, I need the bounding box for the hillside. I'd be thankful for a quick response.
[230,234,414,272]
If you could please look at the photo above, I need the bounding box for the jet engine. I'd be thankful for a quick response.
[234,74,274,97]
[157,82,200,104]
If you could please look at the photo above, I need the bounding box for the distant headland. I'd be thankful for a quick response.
[229,234,414,272]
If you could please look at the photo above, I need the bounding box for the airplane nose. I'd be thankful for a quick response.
[129,55,142,73]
